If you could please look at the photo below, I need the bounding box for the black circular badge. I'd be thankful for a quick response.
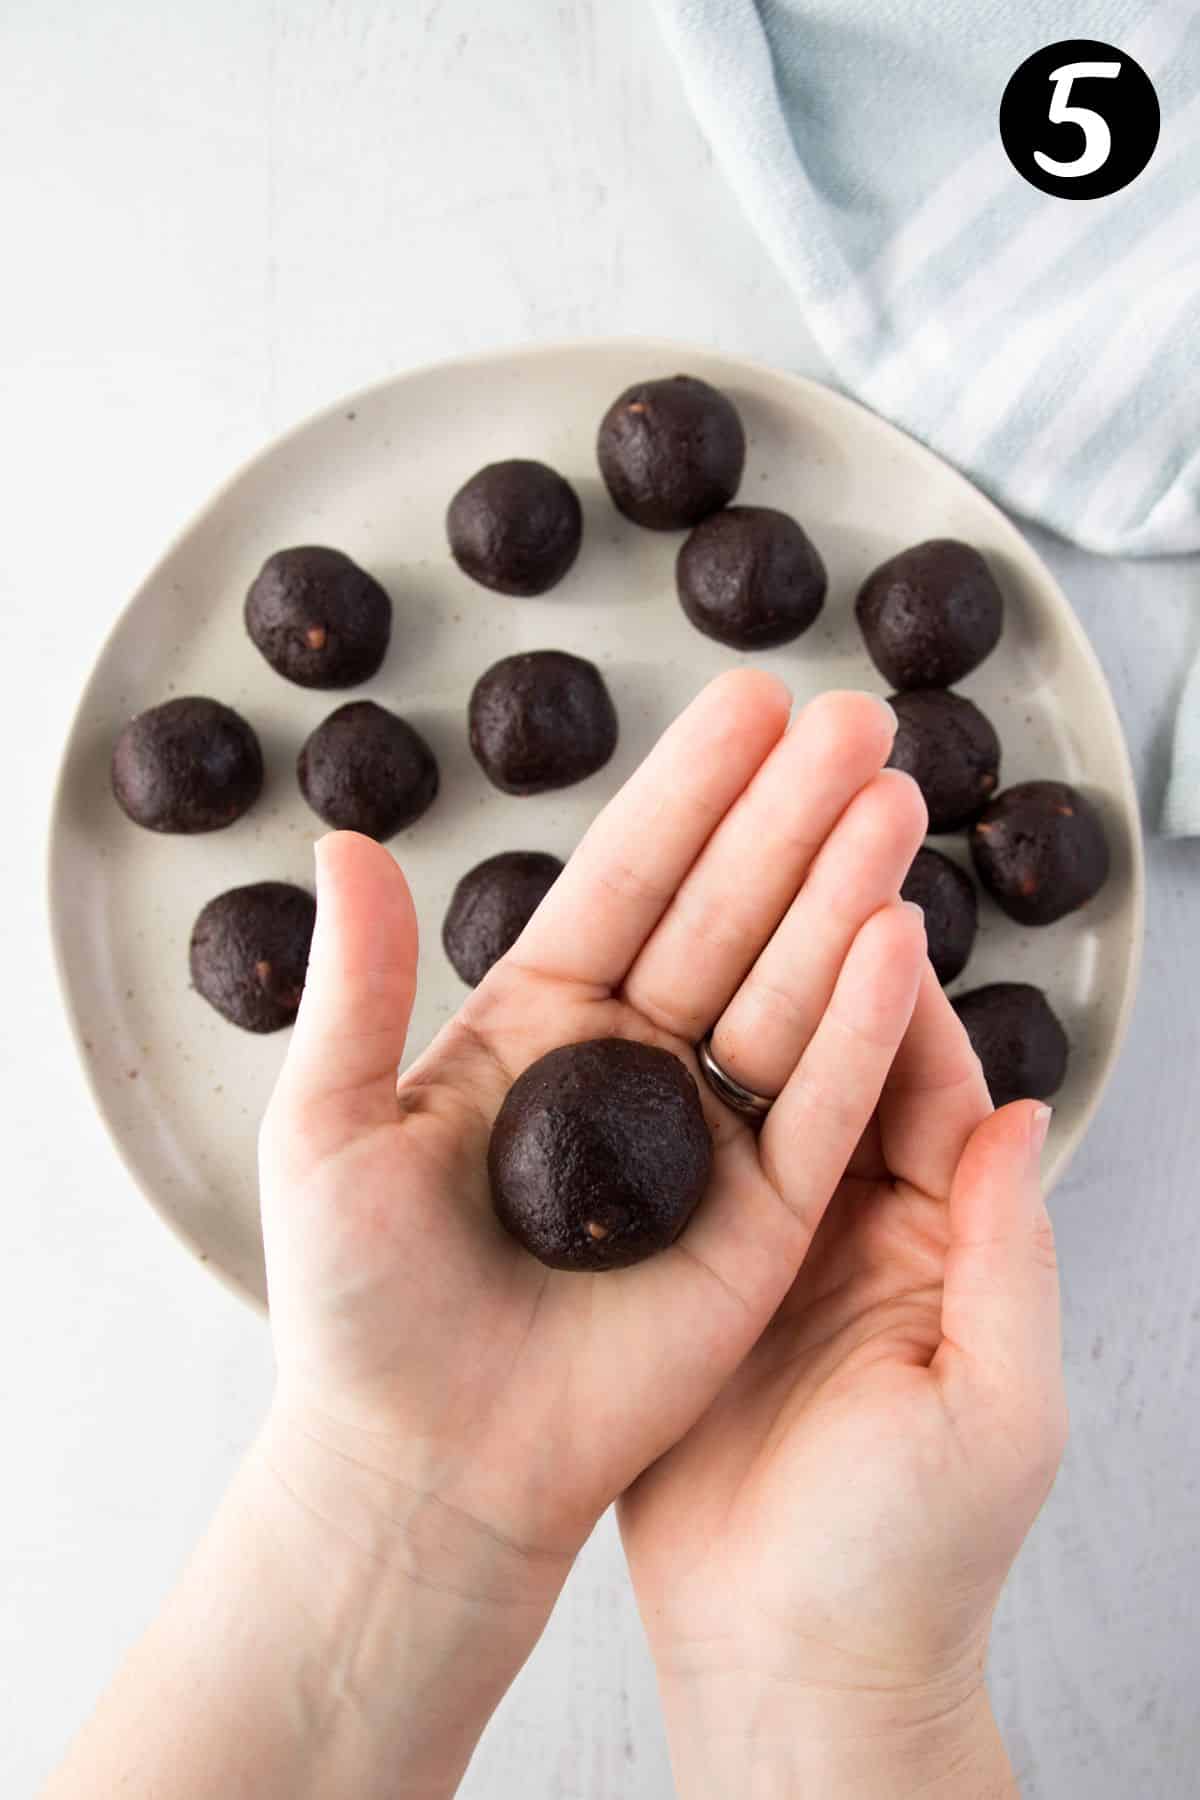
[1000,40,1160,199]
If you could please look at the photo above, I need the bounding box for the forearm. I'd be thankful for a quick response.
[44,1411,568,1800]
[656,1664,1016,1800]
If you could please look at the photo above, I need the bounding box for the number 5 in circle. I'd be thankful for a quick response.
[1034,61,1122,178]
[1000,40,1160,199]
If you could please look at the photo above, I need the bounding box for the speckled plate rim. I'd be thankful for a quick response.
[47,336,1147,1312]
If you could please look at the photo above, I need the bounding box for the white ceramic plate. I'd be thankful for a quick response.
[49,340,1144,1308]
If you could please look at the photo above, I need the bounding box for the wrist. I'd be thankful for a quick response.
[230,1405,572,1797]
[45,1402,572,1800]
[655,1653,1015,1800]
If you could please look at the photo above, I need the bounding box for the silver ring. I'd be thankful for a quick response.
[696,1033,775,1122]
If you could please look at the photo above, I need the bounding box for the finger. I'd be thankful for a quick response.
[706,766,926,1094]
[876,963,993,1199]
[653,903,926,1323]
[279,831,419,1113]
[620,691,900,1040]
[846,1113,887,1181]
[758,901,926,1234]
[934,1103,1066,1466]
[510,669,791,991]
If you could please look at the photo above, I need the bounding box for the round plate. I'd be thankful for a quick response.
[49,340,1145,1308]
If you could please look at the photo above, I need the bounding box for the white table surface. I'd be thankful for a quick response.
[3,2,1198,1794]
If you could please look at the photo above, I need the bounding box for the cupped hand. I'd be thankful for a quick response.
[619,953,1067,1778]
[256,671,929,1574]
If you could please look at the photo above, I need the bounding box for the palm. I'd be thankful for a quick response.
[621,1028,1066,1683]
[266,964,806,1552]
[261,674,933,1556]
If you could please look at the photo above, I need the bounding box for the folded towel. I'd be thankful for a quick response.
[652,0,1200,830]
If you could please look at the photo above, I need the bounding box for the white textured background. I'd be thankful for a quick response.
[3,2,1199,1794]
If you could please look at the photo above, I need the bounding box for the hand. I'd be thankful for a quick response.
[257,670,927,1578]
[619,963,1067,1799]
[48,672,931,1800]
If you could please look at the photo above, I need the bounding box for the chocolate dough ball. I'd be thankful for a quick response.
[597,374,746,530]
[447,460,582,596]
[970,780,1110,926]
[112,696,263,833]
[297,700,438,840]
[675,505,827,649]
[245,546,392,688]
[489,1037,713,1271]
[443,850,564,987]
[856,539,1003,689]
[887,689,1001,831]
[469,650,617,795]
[952,983,1069,1109]
[189,882,315,1033]
[901,847,978,985]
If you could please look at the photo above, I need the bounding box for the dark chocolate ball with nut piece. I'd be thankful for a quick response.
[901,847,978,986]
[952,983,1069,1109]
[856,539,1003,689]
[189,881,316,1033]
[970,780,1110,926]
[676,505,827,649]
[447,459,583,596]
[488,1037,714,1271]
[443,850,564,987]
[887,689,1001,831]
[112,696,263,833]
[245,546,392,688]
[297,700,438,840]
[469,650,618,795]
[597,374,746,530]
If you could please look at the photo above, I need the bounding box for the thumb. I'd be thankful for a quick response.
[936,1101,1064,1425]
[281,831,419,1111]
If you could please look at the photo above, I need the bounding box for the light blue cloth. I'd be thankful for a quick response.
[652,0,1200,831]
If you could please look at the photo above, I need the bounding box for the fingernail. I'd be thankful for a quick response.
[313,834,331,895]
[902,899,925,927]
[1030,1103,1053,1154]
